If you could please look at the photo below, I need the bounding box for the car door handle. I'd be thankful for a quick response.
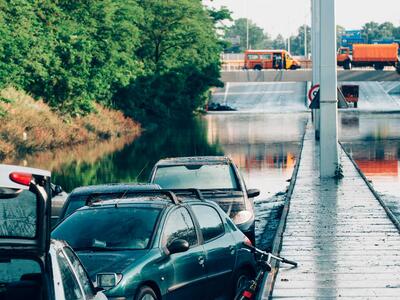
[198,256,205,267]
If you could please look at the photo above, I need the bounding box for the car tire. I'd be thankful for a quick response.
[135,286,158,300]
[232,269,253,299]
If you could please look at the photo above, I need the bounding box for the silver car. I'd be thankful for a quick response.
[0,164,107,300]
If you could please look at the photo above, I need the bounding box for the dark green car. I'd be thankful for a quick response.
[52,190,256,300]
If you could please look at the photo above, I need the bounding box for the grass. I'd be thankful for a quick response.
[0,87,140,160]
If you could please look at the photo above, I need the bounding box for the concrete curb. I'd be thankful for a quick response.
[339,142,400,233]
[257,119,309,300]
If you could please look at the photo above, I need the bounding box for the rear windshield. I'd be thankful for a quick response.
[153,164,239,190]
[52,207,161,250]
[0,189,37,239]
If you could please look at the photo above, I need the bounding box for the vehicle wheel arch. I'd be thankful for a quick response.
[236,263,256,278]
[135,281,162,300]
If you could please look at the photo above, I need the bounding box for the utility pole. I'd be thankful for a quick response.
[304,23,308,58]
[246,18,249,49]
[319,0,338,177]
[287,37,291,53]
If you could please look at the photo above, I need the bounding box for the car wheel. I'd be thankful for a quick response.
[233,269,252,299]
[135,286,158,300]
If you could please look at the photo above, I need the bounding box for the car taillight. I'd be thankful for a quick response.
[244,236,253,247]
[9,172,32,186]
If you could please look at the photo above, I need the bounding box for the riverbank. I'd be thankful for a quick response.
[0,87,140,160]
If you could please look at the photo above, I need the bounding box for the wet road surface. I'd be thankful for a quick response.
[268,123,400,299]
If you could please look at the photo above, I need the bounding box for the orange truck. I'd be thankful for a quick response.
[337,43,400,70]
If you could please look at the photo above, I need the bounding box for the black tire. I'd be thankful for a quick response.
[135,286,158,300]
[374,64,384,71]
[233,269,253,300]
[253,65,262,71]
[354,101,358,108]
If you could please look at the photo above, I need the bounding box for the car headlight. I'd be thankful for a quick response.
[96,273,123,290]
[232,210,253,225]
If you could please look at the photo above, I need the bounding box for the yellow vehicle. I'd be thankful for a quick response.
[244,50,301,70]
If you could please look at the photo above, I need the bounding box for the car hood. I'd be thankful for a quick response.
[77,250,149,280]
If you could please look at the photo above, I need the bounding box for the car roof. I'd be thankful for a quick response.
[155,156,232,166]
[69,183,161,196]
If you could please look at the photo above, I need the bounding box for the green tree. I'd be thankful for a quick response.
[114,0,224,124]
[289,25,311,56]
[224,18,268,52]
[272,34,286,50]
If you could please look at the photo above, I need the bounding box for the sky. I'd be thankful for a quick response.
[203,0,400,38]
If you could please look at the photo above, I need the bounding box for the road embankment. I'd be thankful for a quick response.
[0,87,140,160]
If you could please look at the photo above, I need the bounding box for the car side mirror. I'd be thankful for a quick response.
[167,239,189,255]
[247,189,260,198]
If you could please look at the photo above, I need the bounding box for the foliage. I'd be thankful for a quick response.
[114,0,224,124]
[115,63,222,124]
[288,25,311,56]
[224,18,271,52]
[0,0,224,123]
[0,87,139,160]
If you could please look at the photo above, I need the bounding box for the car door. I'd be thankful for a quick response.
[0,164,52,300]
[162,207,208,300]
[0,164,51,254]
[190,204,236,299]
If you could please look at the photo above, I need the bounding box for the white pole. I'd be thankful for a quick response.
[246,18,249,49]
[319,0,338,178]
[288,37,291,53]
[304,24,307,58]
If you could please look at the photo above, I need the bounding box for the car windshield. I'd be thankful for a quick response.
[153,164,239,190]
[52,207,161,250]
[0,189,37,239]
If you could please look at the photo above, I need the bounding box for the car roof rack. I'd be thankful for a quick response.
[169,189,204,201]
[85,189,205,207]
[85,190,180,206]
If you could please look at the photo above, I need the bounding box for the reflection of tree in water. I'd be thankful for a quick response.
[52,118,223,192]
[0,191,36,238]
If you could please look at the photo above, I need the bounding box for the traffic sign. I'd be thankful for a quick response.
[308,84,320,102]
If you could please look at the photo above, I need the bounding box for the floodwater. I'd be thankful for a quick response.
[340,112,400,221]
[6,112,309,249]
[6,109,400,244]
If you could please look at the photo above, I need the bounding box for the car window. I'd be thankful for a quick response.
[64,247,94,297]
[56,250,84,300]
[261,54,271,60]
[0,189,37,238]
[191,205,224,242]
[153,164,238,190]
[162,207,197,247]
[247,54,259,60]
[53,207,161,250]
[0,258,41,282]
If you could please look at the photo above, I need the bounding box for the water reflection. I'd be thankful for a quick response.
[6,118,223,192]
[206,113,308,198]
[340,112,400,221]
